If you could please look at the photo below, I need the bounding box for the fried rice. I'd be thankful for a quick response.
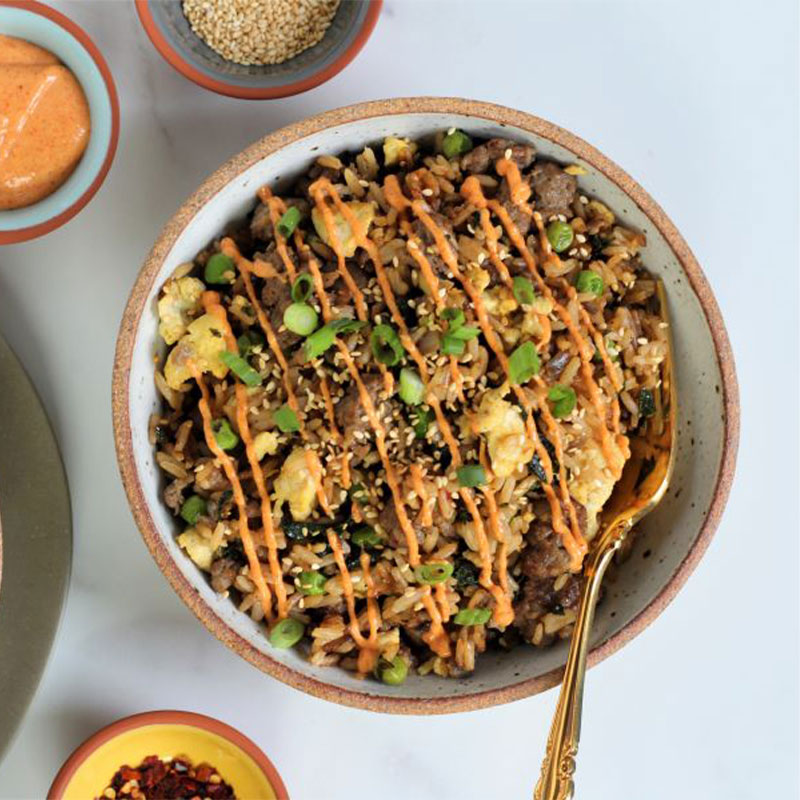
[150,130,667,681]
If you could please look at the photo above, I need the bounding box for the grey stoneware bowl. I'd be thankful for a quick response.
[112,98,739,714]
[135,0,382,99]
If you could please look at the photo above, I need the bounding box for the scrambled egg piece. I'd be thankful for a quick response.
[466,264,491,293]
[312,201,376,258]
[470,388,534,479]
[568,432,628,539]
[483,285,518,316]
[164,313,229,390]
[253,430,280,461]
[177,527,214,571]
[157,276,205,345]
[382,136,418,166]
[273,447,319,521]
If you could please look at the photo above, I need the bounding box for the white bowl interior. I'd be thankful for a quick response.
[127,112,726,702]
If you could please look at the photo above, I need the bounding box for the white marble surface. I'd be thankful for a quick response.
[0,1,798,797]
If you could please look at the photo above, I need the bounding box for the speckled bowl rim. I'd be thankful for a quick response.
[0,0,120,245]
[47,710,289,799]
[134,0,382,100]
[112,97,740,714]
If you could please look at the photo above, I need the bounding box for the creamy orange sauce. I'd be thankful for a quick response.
[0,35,90,210]
[258,187,297,282]
[460,162,630,566]
[494,158,626,478]
[190,362,274,621]
[396,218,465,401]
[200,291,288,620]
[386,173,580,590]
[327,531,380,672]
[248,194,396,670]
[319,176,516,628]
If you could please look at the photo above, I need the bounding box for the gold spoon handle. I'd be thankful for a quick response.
[534,520,631,800]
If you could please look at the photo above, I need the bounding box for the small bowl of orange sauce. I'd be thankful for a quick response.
[0,0,119,244]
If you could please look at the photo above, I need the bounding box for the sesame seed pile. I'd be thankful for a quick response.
[183,0,341,66]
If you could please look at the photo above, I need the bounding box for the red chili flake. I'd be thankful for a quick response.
[97,755,236,799]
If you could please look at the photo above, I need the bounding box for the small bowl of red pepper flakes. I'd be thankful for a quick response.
[47,711,288,800]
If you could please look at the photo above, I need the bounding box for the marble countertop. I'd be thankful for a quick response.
[0,1,797,797]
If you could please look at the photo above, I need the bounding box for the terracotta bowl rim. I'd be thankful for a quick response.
[0,0,120,245]
[134,0,383,100]
[47,709,289,799]
[111,97,740,715]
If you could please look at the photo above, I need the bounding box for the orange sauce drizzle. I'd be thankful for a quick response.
[398,221,465,402]
[201,292,291,618]
[409,463,433,527]
[254,189,399,668]
[433,583,451,622]
[386,173,583,577]
[221,238,332,516]
[319,374,356,509]
[324,176,516,627]
[258,186,297,282]
[492,158,626,477]
[189,358,274,622]
[326,531,380,672]
[307,183,369,321]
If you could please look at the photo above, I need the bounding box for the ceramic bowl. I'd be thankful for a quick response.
[135,0,382,99]
[0,0,119,245]
[47,710,288,799]
[112,98,739,714]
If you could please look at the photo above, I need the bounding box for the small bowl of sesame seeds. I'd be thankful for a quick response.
[134,0,382,99]
[47,710,289,799]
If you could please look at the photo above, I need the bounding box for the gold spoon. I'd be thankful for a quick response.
[534,281,677,800]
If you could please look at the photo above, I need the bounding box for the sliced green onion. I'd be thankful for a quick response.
[180,495,206,525]
[442,129,473,159]
[204,252,235,284]
[220,350,262,387]
[512,276,535,306]
[269,617,305,648]
[454,607,492,626]
[638,388,656,418]
[283,302,318,336]
[415,562,454,585]
[412,406,433,439]
[328,318,367,334]
[399,367,424,405]
[548,384,577,419]
[273,404,300,433]
[378,655,408,685]
[304,318,366,361]
[291,273,314,303]
[576,270,604,296]
[211,419,239,451]
[441,307,465,329]
[508,341,540,384]
[348,483,369,506]
[441,324,479,356]
[546,220,574,253]
[456,464,486,488]
[304,325,335,361]
[371,324,405,366]
[296,571,326,596]
[237,329,265,356]
[441,332,466,355]
[277,206,301,238]
[351,525,382,548]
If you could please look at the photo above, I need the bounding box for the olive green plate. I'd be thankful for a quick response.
[0,335,72,761]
